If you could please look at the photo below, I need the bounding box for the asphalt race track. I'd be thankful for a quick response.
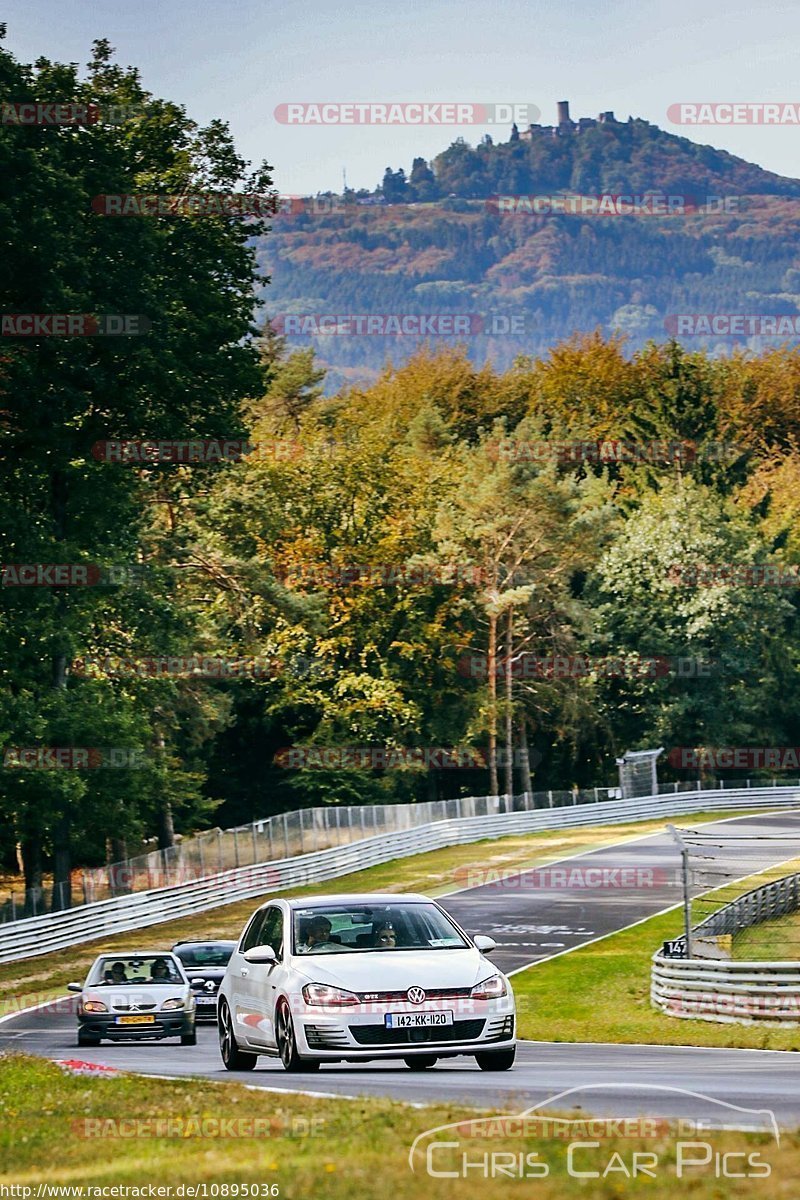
[444,808,800,973]
[4,810,800,1125]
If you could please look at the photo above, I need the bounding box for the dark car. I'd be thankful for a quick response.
[172,940,236,1022]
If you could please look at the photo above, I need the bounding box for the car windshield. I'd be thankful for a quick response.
[88,955,184,985]
[292,903,468,954]
[174,943,234,968]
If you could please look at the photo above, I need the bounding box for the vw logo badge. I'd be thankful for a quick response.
[407,987,426,1005]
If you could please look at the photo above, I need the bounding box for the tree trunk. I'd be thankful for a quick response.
[153,730,175,850]
[504,608,514,798]
[425,773,438,804]
[487,611,498,796]
[518,715,533,795]
[51,813,72,911]
[49,465,72,907]
[21,834,43,896]
[157,798,175,851]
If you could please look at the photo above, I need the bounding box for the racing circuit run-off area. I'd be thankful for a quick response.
[6,2,800,1198]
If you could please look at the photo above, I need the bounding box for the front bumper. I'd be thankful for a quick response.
[193,995,219,1021]
[294,998,515,1059]
[78,1011,195,1040]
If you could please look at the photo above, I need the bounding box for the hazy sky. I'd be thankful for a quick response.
[5,0,800,195]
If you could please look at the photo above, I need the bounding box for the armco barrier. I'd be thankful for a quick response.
[652,957,800,1026]
[1,785,797,964]
[652,870,800,1026]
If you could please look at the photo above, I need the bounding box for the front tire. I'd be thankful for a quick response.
[405,1055,438,1070]
[77,1029,101,1047]
[181,1030,197,1046]
[276,1001,319,1072]
[218,999,258,1071]
[475,1047,516,1071]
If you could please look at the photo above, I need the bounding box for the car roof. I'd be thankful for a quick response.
[172,939,236,947]
[90,950,181,959]
[284,893,431,908]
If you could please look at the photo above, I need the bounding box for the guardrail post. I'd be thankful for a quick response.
[217,829,223,872]
[283,812,290,858]
[198,835,206,877]
[251,823,258,865]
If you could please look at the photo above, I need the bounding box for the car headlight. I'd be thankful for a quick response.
[302,984,359,1007]
[82,1000,107,1013]
[160,998,185,1010]
[470,975,507,1000]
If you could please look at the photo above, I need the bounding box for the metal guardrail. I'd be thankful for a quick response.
[1,783,797,964]
[652,871,800,1026]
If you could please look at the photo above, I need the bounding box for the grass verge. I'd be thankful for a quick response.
[734,908,800,961]
[0,1053,795,1197]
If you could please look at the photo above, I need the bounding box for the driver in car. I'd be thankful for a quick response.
[300,916,333,951]
[150,958,172,981]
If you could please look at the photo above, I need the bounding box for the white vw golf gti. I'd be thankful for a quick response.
[217,893,516,1072]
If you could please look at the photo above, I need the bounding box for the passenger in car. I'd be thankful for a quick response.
[372,923,397,949]
[104,961,128,984]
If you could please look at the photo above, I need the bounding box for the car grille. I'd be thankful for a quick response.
[356,987,473,1003]
[108,1022,169,1035]
[351,1019,486,1046]
[111,1003,157,1012]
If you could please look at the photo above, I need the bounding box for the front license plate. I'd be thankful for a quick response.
[116,1015,155,1025]
[385,1010,454,1029]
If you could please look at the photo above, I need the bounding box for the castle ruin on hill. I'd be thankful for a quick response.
[513,100,618,141]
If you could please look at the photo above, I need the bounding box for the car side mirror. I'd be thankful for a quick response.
[67,982,83,993]
[473,935,497,954]
[243,945,277,965]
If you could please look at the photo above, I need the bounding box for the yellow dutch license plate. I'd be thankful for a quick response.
[116,1015,155,1025]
